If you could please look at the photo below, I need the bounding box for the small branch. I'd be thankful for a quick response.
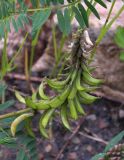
[88,5,124,64]
[55,118,84,160]
[104,0,116,26]
[79,131,108,145]
[27,0,80,12]
[0,108,33,120]
[5,73,42,82]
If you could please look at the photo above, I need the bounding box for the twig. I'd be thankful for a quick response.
[55,118,84,160]
[0,108,33,120]
[79,131,108,145]
[5,73,42,82]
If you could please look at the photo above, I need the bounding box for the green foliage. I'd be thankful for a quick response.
[0,83,37,159]
[0,129,38,160]
[0,83,6,96]
[57,8,71,35]
[0,0,108,37]
[0,83,15,112]
[31,9,51,34]
[91,130,124,160]
[104,130,124,152]
[0,100,15,111]
[115,26,124,61]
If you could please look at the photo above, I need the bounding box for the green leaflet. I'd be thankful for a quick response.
[78,3,89,27]
[64,8,71,35]
[57,8,71,35]
[58,0,64,4]
[114,27,124,61]
[115,26,124,48]
[91,153,106,160]
[0,100,15,111]
[104,130,124,152]
[16,134,38,160]
[72,6,85,28]
[91,130,124,160]
[0,130,38,160]
[32,9,51,32]
[0,83,6,97]
[11,17,18,32]
[57,10,65,33]
[30,0,37,8]
[16,149,26,160]
[84,0,100,19]
[119,51,124,61]
[94,0,107,8]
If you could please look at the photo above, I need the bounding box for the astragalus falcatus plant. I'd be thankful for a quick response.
[0,0,124,159]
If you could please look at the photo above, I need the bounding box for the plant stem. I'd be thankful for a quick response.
[52,25,58,62]
[58,34,67,60]
[104,0,116,27]
[1,32,8,80]
[29,29,41,73]
[27,0,81,12]
[24,48,29,81]
[88,3,124,64]
[9,32,28,66]
[0,108,33,120]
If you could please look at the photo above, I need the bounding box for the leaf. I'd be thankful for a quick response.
[58,0,64,4]
[72,6,85,28]
[0,83,6,96]
[17,134,38,160]
[115,26,124,48]
[57,8,72,35]
[0,100,15,111]
[11,17,18,32]
[91,153,105,160]
[78,3,89,27]
[4,141,17,148]
[16,149,26,160]
[84,0,100,19]
[0,117,15,125]
[57,10,65,34]
[18,135,35,146]
[104,130,124,152]
[0,130,16,145]
[25,118,35,138]
[64,8,71,35]
[23,155,29,160]
[119,51,124,61]
[32,9,51,32]
[94,0,107,8]
[30,0,37,8]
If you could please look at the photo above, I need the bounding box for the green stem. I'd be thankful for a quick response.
[88,4,124,64]
[104,0,116,27]
[29,29,41,73]
[50,35,67,78]
[52,25,58,62]
[9,32,28,66]
[58,34,67,60]
[1,32,8,80]
[27,0,81,12]
[0,108,33,120]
